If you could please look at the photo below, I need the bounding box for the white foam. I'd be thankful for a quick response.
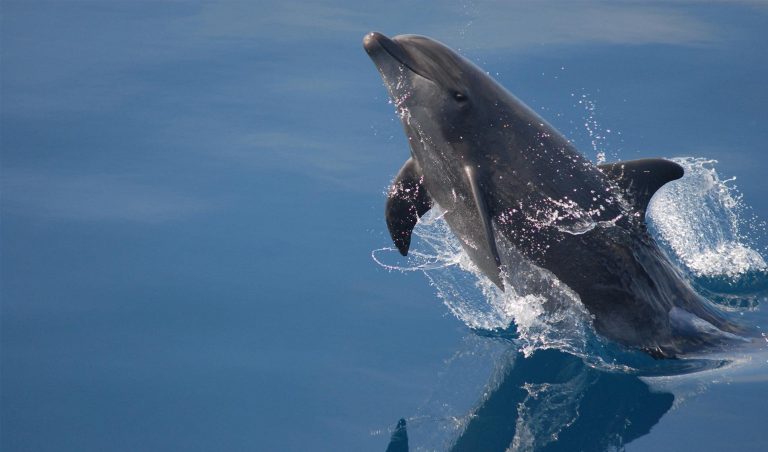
[647,157,767,280]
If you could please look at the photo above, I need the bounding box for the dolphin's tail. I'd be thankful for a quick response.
[385,418,409,452]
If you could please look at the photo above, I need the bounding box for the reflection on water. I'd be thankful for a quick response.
[449,349,673,452]
[386,346,678,451]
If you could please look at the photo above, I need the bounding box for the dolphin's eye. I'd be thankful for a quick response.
[453,91,468,102]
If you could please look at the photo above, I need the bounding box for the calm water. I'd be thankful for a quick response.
[2,1,767,451]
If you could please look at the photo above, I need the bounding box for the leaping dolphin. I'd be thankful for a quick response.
[364,32,747,357]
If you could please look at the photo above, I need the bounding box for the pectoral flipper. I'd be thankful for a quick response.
[386,158,433,256]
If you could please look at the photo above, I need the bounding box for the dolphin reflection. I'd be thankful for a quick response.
[386,347,676,451]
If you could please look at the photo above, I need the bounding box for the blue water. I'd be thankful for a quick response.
[2,2,767,451]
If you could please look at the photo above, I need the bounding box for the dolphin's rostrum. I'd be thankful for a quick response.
[364,32,748,356]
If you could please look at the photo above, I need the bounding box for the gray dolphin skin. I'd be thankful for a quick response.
[364,32,747,357]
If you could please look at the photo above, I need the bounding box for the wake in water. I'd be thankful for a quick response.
[373,156,768,365]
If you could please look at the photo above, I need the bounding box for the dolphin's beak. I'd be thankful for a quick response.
[364,32,403,61]
[362,31,383,53]
[363,32,433,82]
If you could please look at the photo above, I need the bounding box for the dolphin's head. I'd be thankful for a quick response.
[363,32,598,197]
[363,32,505,161]
[365,32,514,287]
[363,32,478,103]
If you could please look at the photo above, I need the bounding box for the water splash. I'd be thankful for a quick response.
[457,0,477,40]
[511,372,592,451]
[647,157,768,306]
[374,207,596,358]
[571,91,620,165]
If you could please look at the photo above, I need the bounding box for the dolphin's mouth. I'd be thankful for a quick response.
[363,32,434,82]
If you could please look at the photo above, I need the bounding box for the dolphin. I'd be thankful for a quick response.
[363,32,747,357]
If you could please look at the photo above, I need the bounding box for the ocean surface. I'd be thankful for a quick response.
[2,1,767,451]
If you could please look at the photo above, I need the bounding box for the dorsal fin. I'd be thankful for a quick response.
[386,158,433,255]
[598,158,684,216]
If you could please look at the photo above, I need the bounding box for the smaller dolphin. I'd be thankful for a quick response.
[364,32,748,356]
